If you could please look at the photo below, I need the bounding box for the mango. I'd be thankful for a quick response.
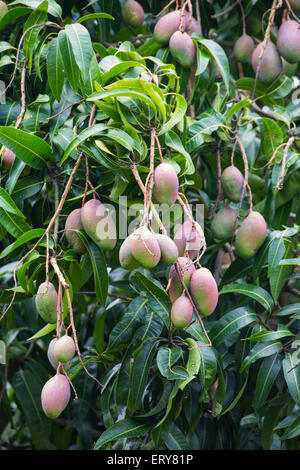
[221,165,244,203]
[171,295,194,329]
[41,373,71,419]
[190,267,218,316]
[35,281,58,324]
[119,235,141,270]
[169,30,196,67]
[233,34,254,62]
[235,211,267,259]
[153,10,182,44]
[252,40,282,84]
[53,335,75,363]
[2,148,15,169]
[81,198,117,251]
[153,162,179,205]
[282,57,298,77]
[211,206,237,241]
[121,0,144,27]
[289,0,300,11]
[156,233,178,265]
[277,20,300,64]
[173,221,204,259]
[65,208,87,255]
[130,226,161,269]
[168,256,195,303]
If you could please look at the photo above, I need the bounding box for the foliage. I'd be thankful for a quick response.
[0,0,300,451]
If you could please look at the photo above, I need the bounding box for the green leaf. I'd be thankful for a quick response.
[246,325,293,343]
[127,339,158,412]
[281,416,300,440]
[93,418,151,450]
[158,93,187,136]
[0,187,26,218]
[219,283,274,313]
[46,37,65,101]
[261,118,283,162]
[76,230,108,307]
[57,30,80,93]
[270,242,293,302]
[131,271,170,328]
[282,353,300,408]
[23,1,48,73]
[240,342,282,372]
[165,423,189,450]
[254,354,282,410]
[209,307,256,347]
[193,37,230,92]
[0,228,45,258]
[0,127,52,169]
[76,12,114,23]
[0,7,31,32]
[156,347,188,381]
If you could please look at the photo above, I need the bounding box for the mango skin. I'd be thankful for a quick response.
[235,211,267,259]
[169,31,196,68]
[282,57,298,77]
[211,206,237,241]
[2,148,15,169]
[289,0,300,11]
[221,165,244,203]
[130,226,161,269]
[121,0,144,27]
[168,256,195,303]
[277,20,300,64]
[81,199,117,251]
[153,11,200,44]
[47,338,70,370]
[173,221,204,259]
[35,281,58,324]
[65,208,87,255]
[234,34,254,62]
[171,295,194,329]
[252,41,282,84]
[153,162,179,205]
[41,373,71,419]
[53,335,76,363]
[153,10,182,44]
[155,233,178,266]
[190,267,218,317]
[119,235,141,270]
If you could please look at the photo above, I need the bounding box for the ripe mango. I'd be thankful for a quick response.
[289,0,300,12]
[41,373,71,419]
[171,295,194,329]
[65,208,87,255]
[130,226,161,269]
[153,162,179,205]
[169,31,196,67]
[190,267,218,316]
[81,199,117,251]
[221,165,244,203]
[153,10,182,44]
[53,335,75,363]
[173,221,204,259]
[35,281,58,324]
[211,206,237,241]
[156,233,178,266]
[168,256,195,303]
[235,211,267,259]
[252,40,282,84]
[2,148,15,169]
[277,20,300,64]
[233,34,254,62]
[119,235,141,270]
[121,0,144,27]
[282,57,298,77]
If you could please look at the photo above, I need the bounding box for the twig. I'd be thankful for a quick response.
[276,136,295,190]
[211,0,240,19]
[15,61,27,129]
